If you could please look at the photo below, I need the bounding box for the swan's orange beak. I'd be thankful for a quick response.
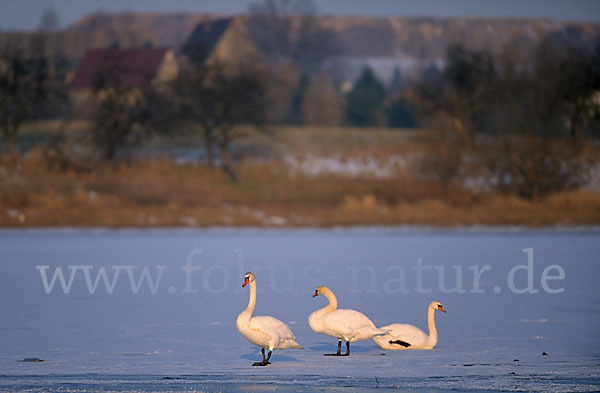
[242,277,249,287]
[312,290,319,297]
[438,305,446,313]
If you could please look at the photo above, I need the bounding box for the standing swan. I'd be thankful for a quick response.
[309,285,385,356]
[373,301,446,350]
[236,272,303,366]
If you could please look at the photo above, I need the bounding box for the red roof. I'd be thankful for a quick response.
[70,48,170,90]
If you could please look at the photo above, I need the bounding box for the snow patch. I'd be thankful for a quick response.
[285,154,409,178]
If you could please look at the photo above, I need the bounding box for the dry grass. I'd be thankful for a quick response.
[1,152,600,228]
[1,123,600,228]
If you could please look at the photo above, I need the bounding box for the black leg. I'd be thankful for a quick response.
[324,339,344,356]
[252,348,271,366]
[343,341,350,356]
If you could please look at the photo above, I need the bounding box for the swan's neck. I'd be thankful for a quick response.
[237,280,256,328]
[322,288,338,311]
[427,307,438,342]
[246,280,256,315]
[309,287,338,330]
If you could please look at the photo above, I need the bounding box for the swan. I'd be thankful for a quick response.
[308,285,385,356]
[236,272,303,366]
[373,301,446,350]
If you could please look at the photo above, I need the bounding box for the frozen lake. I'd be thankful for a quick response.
[0,227,599,392]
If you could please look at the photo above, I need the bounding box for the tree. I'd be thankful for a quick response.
[413,62,444,118]
[38,5,59,32]
[386,97,417,128]
[535,33,600,145]
[285,73,309,125]
[344,67,386,127]
[0,40,49,160]
[388,66,404,94]
[265,61,299,123]
[442,43,496,138]
[91,86,166,162]
[34,20,71,120]
[447,36,596,199]
[476,35,596,199]
[85,49,173,162]
[247,0,340,75]
[171,62,268,180]
[302,71,342,126]
[481,135,587,200]
[412,33,598,199]
[418,121,467,192]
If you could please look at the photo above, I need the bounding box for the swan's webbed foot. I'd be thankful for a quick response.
[324,340,350,356]
[252,348,272,366]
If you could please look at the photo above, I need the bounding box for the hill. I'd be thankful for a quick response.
[2,12,598,71]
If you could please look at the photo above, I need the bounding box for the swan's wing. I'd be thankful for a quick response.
[380,323,428,344]
[322,309,382,340]
[249,316,286,336]
[325,309,376,328]
[249,315,302,349]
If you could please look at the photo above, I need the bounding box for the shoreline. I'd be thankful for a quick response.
[2,224,600,235]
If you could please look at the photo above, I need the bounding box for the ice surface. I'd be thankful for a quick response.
[0,227,599,392]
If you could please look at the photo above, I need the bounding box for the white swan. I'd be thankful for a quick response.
[236,272,303,366]
[308,285,385,356]
[373,301,446,350]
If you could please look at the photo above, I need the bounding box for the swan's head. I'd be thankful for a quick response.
[313,285,332,298]
[313,285,326,297]
[430,301,446,313]
[242,272,255,288]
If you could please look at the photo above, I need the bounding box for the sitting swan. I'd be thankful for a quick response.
[236,272,303,366]
[309,285,385,356]
[373,301,446,350]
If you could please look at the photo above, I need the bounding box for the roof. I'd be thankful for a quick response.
[70,48,170,90]
[182,18,233,64]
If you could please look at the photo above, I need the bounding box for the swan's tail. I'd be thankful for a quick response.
[282,338,304,350]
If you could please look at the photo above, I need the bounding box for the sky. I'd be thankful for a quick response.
[1,0,600,31]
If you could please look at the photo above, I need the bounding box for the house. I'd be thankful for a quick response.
[182,17,263,69]
[69,47,178,116]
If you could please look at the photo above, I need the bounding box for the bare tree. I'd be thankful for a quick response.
[303,71,342,126]
[88,51,173,162]
[417,114,468,192]
[170,61,268,180]
[535,34,600,145]
[246,0,340,75]
[92,87,157,162]
[481,135,587,200]
[0,40,49,161]
[38,5,60,32]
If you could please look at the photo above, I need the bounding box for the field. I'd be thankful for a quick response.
[1,121,600,228]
